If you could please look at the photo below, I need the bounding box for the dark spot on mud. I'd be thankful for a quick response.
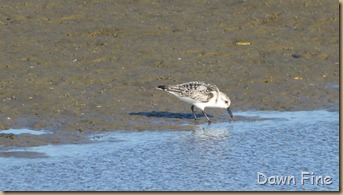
[292,54,301,58]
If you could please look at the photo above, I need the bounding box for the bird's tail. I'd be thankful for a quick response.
[156,85,168,90]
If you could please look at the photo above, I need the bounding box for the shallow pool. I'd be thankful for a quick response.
[0,110,339,191]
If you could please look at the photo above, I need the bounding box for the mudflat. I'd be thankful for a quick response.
[0,1,339,147]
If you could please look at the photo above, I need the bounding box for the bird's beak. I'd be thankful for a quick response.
[227,107,233,118]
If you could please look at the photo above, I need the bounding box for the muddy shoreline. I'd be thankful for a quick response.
[0,0,339,147]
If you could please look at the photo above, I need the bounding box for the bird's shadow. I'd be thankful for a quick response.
[129,111,212,119]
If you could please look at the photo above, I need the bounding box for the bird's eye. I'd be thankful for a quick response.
[225,101,228,104]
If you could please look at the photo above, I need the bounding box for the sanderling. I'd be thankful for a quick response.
[156,81,233,123]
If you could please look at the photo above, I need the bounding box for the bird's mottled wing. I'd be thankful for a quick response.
[167,82,218,102]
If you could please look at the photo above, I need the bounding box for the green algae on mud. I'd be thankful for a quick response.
[0,1,339,147]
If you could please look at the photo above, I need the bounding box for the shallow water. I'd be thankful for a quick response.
[0,128,50,135]
[0,110,339,191]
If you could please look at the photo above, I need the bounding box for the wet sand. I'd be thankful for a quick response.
[0,0,339,147]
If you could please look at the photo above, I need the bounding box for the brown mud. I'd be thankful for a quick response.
[0,0,339,147]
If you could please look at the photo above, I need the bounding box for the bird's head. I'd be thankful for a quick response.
[220,92,233,118]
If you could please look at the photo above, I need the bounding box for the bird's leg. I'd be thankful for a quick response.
[191,105,197,120]
[202,110,211,124]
